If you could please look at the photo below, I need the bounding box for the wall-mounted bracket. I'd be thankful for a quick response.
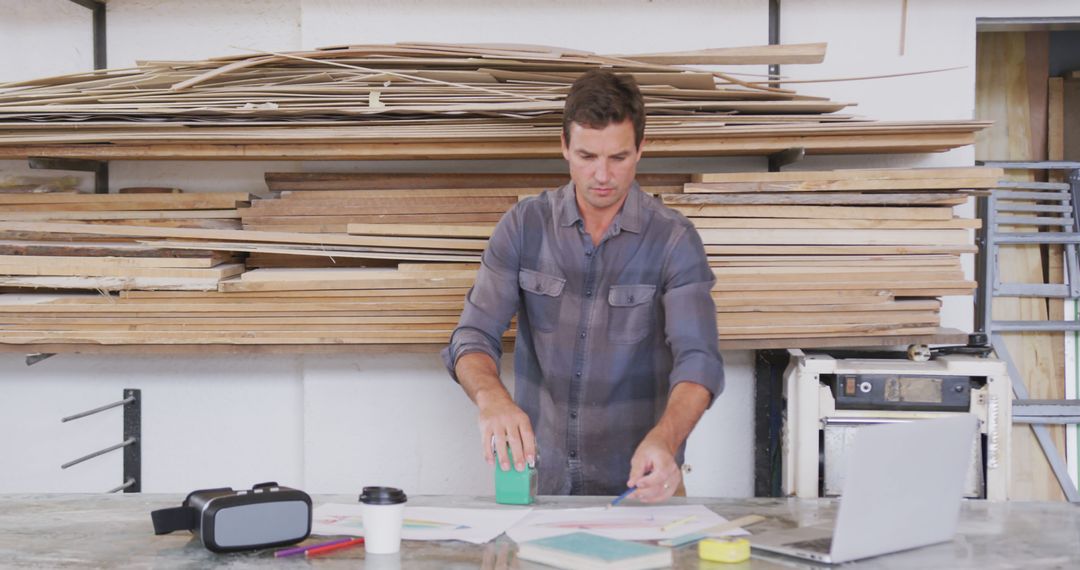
[60,389,141,493]
[767,147,805,172]
[29,157,109,194]
[25,353,56,366]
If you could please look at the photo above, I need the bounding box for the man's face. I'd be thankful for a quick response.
[561,120,644,216]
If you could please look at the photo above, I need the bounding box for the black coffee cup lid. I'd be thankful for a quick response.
[359,486,407,505]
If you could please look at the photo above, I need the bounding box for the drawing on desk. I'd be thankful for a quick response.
[315,514,467,531]
[312,503,533,545]
[507,505,736,543]
[542,520,660,530]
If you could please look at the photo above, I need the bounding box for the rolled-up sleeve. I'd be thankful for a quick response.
[661,224,724,404]
[441,208,523,382]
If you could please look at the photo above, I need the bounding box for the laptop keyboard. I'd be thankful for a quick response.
[785,537,833,553]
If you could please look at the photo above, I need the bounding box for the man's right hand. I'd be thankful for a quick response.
[455,352,537,472]
[477,391,537,472]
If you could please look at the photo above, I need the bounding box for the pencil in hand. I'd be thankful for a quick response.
[608,486,637,508]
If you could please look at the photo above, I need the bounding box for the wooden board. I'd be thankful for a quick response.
[1064,78,1080,161]
[247,195,517,215]
[669,205,953,220]
[0,275,226,291]
[696,228,969,246]
[717,329,968,350]
[663,192,969,207]
[0,222,490,251]
[685,178,994,193]
[0,209,238,221]
[715,300,939,313]
[218,276,476,293]
[347,223,494,238]
[704,244,976,255]
[265,172,688,191]
[691,167,1001,184]
[0,254,227,269]
[242,213,504,225]
[691,218,979,230]
[976,30,1066,501]
[0,260,244,279]
[0,240,233,260]
[616,43,828,65]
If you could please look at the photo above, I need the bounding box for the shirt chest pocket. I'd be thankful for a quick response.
[607,284,657,344]
[519,269,566,333]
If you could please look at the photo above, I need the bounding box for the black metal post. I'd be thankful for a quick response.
[67,0,106,70]
[123,389,142,493]
[754,349,789,497]
[768,0,780,88]
[974,194,989,335]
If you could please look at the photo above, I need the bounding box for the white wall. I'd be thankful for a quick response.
[3,0,1077,497]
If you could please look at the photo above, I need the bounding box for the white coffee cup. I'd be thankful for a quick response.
[359,486,407,554]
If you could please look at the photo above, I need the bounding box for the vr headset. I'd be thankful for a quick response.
[151,482,311,552]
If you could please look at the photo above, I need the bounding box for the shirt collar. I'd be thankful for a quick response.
[555,181,644,234]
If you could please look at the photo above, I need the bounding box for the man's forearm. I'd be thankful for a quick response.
[456,351,512,409]
[649,382,712,453]
[456,351,537,469]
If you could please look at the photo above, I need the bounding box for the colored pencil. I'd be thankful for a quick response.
[659,515,698,533]
[274,537,353,558]
[305,537,365,557]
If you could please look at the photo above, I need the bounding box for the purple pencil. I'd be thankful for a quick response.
[274,537,353,558]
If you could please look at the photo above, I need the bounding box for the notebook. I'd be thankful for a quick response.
[516,531,673,570]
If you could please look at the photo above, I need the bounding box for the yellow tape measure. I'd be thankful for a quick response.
[698,537,751,564]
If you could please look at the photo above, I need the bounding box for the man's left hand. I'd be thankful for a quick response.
[626,431,681,503]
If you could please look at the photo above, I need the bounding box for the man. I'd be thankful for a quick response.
[441,69,723,502]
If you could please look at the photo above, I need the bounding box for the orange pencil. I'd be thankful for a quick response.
[305,537,365,557]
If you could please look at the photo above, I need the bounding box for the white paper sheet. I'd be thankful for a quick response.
[505,505,741,542]
[311,503,533,545]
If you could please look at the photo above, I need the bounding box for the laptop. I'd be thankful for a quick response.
[750,414,978,564]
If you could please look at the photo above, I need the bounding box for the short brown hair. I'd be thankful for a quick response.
[562,69,645,148]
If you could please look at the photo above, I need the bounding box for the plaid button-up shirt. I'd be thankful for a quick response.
[442,182,724,495]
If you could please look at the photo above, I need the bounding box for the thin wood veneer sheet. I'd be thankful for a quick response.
[0,42,988,158]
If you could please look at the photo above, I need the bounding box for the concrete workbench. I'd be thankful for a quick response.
[1,494,1077,568]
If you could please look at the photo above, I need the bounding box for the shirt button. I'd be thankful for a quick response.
[570,411,578,419]
[585,250,592,257]
[575,371,582,377]
[569,450,577,458]
[580,332,586,339]
[586,289,592,297]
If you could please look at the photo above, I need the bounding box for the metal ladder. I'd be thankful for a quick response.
[978,160,1080,502]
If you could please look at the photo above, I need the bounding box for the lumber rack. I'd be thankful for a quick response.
[976,160,1080,502]
[0,330,971,356]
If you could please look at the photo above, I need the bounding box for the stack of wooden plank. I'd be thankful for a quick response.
[247,172,688,235]
[0,269,489,346]
[0,190,247,291]
[663,167,1000,345]
[0,167,997,349]
[0,42,988,159]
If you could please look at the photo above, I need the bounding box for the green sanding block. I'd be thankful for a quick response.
[494,446,537,505]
